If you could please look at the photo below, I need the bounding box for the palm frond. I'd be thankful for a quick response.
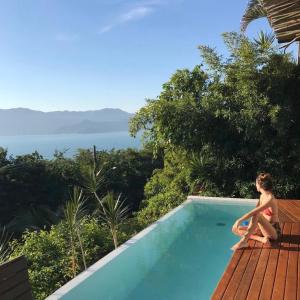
[96,192,129,248]
[254,30,275,52]
[64,187,87,230]
[241,0,267,32]
[84,166,105,196]
[64,186,88,273]
[98,193,130,228]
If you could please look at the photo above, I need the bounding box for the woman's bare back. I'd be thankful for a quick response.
[259,194,279,223]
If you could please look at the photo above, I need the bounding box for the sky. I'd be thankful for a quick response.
[0,0,294,113]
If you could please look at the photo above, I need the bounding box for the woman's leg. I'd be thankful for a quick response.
[233,219,263,238]
[244,214,277,245]
[256,214,277,240]
[232,226,247,236]
[232,216,257,236]
[231,214,277,250]
[231,216,259,250]
[236,226,267,243]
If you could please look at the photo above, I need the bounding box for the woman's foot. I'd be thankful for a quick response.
[261,236,271,246]
[231,239,248,251]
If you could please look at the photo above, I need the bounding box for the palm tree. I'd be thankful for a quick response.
[254,30,276,55]
[97,192,129,249]
[64,187,87,277]
[84,165,105,199]
[0,227,12,264]
[242,0,300,63]
[84,145,106,205]
[241,0,268,33]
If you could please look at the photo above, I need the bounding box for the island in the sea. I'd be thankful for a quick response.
[0,108,134,135]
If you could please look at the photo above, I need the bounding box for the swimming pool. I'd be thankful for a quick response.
[47,197,256,300]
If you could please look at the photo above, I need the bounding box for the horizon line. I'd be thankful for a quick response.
[0,107,136,114]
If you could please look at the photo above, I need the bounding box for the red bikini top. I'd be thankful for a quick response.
[263,207,273,217]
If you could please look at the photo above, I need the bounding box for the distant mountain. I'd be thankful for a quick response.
[0,108,134,135]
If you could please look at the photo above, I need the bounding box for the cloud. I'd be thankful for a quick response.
[99,25,113,34]
[99,1,165,34]
[119,6,153,23]
[55,33,79,42]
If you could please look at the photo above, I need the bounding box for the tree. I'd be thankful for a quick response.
[10,218,113,300]
[130,32,300,199]
[136,150,188,226]
[241,0,267,32]
[0,147,160,235]
[253,30,275,53]
[0,152,81,232]
[96,192,129,249]
[242,0,300,63]
[64,187,87,276]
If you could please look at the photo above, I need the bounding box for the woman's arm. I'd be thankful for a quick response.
[232,196,272,233]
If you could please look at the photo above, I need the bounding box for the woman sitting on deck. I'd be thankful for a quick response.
[231,173,281,251]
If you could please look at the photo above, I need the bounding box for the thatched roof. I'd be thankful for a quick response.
[263,0,300,43]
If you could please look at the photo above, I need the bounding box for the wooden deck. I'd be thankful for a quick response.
[278,200,300,222]
[0,256,33,300]
[212,199,300,300]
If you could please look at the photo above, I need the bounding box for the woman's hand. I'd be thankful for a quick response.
[232,219,242,234]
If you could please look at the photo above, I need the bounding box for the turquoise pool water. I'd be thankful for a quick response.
[49,200,254,300]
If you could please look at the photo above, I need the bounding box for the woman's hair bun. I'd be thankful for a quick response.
[256,173,273,191]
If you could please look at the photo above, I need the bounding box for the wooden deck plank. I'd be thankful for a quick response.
[221,240,255,300]
[284,222,299,300]
[278,209,295,222]
[297,223,300,300]
[258,232,281,300]
[246,241,271,300]
[271,222,292,299]
[278,200,300,222]
[234,241,263,300]
[287,202,300,220]
[278,204,299,222]
[211,250,244,300]
[286,200,300,210]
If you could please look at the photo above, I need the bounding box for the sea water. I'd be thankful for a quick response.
[0,131,141,159]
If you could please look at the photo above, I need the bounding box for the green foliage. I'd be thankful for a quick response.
[10,218,113,300]
[137,190,185,226]
[0,152,81,232]
[253,31,276,54]
[77,147,163,211]
[64,187,87,275]
[131,32,300,199]
[136,151,190,226]
[0,148,161,234]
[130,66,208,153]
[96,192,130,248]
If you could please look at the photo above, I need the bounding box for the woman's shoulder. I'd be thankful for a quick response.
[260,193,275,203]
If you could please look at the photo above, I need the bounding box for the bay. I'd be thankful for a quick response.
[0,131,141,159]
